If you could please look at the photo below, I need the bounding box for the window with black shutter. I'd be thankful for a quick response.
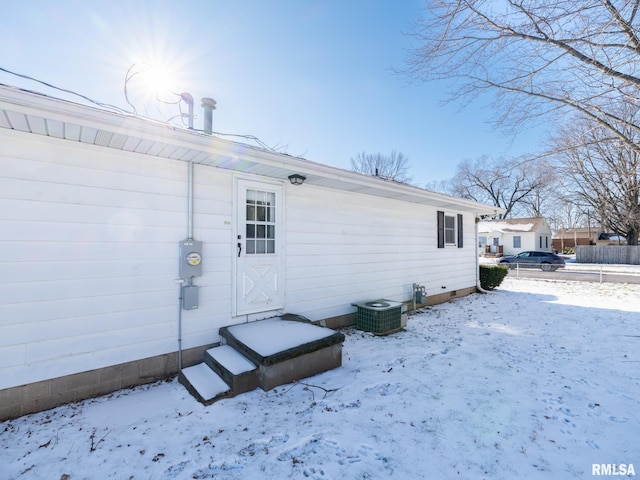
[437,211,463,248]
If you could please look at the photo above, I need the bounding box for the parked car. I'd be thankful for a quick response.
[498,251,566,271]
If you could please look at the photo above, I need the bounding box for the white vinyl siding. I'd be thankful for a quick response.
[0,128,483,390]
[0,131,234,389]
[285,186,477,321]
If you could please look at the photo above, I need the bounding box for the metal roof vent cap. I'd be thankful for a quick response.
[201,97,217,135]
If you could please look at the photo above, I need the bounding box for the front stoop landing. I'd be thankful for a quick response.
[179,316,345,405]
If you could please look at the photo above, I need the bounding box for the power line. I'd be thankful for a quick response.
[0,66,132,115]
[1,65,297,156]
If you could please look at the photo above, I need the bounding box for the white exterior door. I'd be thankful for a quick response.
[234,178,284,316]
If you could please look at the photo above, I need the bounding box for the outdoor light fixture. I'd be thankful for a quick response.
[288,174,306,185]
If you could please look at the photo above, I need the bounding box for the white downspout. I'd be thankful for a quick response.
[476,215,491,294]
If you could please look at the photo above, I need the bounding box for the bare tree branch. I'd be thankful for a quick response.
[406,1,640,146]
[552,108,640,244]
[350,150,413,183]
[449,155,550,218]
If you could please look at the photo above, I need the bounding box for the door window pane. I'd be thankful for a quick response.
[245,188,276,255]
[246,205,255,221]
[257,205,266,221]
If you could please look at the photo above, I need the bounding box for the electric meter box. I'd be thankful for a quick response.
[179,240,203,279]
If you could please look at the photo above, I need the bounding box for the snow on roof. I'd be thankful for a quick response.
[478,221,535,233]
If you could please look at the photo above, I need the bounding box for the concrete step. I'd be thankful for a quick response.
[219,317,345,391]
[180,316,345,405]
[178,363,230,406]
[203,345,259,395]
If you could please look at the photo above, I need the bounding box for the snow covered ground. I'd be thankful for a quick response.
[2,278,639,479]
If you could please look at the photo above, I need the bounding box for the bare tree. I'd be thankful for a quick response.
[449,155,549,218]
[350,150,412,183]
[553,111,640,245]
[516,160,561,218]
[519,184,552,218]
[550,199,591,253]
[406,1,640,155]
[424,178,453,194]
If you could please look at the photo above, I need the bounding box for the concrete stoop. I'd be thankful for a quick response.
[179,316,345,405]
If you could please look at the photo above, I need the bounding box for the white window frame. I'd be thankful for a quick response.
[513,235,521,248]
[444,214,457,245]
[437,211,463,248]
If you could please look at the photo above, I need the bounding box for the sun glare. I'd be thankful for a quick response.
[123,60,185,118]
[141,63,176,98]
[132,64,176,99]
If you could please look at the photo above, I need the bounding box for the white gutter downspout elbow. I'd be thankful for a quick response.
[475,215,491,294]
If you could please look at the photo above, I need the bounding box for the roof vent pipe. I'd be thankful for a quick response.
[180,93,194,130]
[201,97,217,135]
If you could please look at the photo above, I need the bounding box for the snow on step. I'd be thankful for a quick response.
[226,318,337,357]
[181,363,229,401]
[206,345,256,375]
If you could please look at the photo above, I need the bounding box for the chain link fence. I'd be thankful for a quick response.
[505,263,640,284]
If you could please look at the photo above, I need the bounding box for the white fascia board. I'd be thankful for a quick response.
[0,84,503,215]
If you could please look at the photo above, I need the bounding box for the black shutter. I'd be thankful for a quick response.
[457,214,463,248]
[437,211,445,248]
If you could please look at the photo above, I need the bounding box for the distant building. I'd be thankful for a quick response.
[478,217,552,256]
[552,227,600,252]
[595,233,633,246]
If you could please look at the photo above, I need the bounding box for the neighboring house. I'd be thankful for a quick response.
[595,233,630,246]
[553,227,601,252]
[0,85,499,419]
[478,217,553,256]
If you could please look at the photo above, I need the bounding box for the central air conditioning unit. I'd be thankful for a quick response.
[353,299,406,335]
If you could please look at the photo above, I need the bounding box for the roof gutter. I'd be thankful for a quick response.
[0,84,502,215]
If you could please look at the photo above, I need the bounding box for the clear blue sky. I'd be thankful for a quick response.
[1,0,545,185]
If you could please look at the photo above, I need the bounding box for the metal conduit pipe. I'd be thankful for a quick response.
[178,159,196,372]
[188,159,194,240]
[177,284,184,371]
